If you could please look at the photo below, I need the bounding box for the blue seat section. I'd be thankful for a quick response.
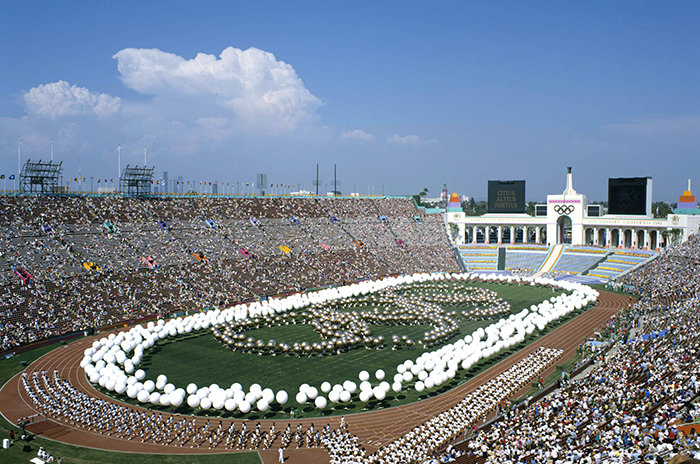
[502,245,549,273]
[586,249,657,281]
[457,244,498,272]
[550,246,609,275]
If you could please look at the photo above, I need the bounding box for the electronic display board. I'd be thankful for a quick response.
[608,177,650,215]
[488,180,525,213]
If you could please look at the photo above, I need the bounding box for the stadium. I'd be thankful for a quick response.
[1,165,699,464]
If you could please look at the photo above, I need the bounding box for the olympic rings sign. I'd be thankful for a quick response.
[554,204,574,215]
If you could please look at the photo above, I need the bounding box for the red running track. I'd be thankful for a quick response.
[0,290,628,464]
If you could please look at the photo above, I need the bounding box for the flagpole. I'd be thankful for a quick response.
[17,136,21,191]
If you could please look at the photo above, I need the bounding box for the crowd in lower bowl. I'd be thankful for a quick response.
[0,196,458,351]
[416,233,700,464]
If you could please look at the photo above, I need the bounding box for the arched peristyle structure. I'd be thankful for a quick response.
[557,215,572,244]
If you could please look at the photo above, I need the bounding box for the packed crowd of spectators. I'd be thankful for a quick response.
[0,195,458,351]
[412,233,700,464]
[620,234,700,303]
[454,297,700,463]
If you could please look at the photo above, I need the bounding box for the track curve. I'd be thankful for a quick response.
[0,290,628,463]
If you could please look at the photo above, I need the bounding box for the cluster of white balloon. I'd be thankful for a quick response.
[81,272,597,414]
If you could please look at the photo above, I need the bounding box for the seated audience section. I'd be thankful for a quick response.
[0,196,458,351]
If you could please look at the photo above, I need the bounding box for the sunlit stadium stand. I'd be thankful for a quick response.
[457,245,498,272]
[586,249,657,281]
[0,195,458,351]
[503,245,549,274]
[550,246,609,275]
[457,242,658,284]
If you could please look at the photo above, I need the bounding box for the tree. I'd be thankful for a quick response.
[526,201,536,216]
[462,199,488,216]
[419,187,429,197]
[448,223,461,244]
[662,228,683,247]
[652,201,674,218]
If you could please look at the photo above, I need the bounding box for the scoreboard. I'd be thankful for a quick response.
[608,177,651,215]
[488,180,526,213]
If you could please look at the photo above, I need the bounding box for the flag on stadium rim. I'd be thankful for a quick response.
[9,174,15,180]
[0,174,4,179]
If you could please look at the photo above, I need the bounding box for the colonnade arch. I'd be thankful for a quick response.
[460,222,668,250]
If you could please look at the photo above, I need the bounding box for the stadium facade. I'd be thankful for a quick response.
[447,168,700,250]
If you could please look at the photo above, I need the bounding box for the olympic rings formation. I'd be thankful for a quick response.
[554,204,574,215]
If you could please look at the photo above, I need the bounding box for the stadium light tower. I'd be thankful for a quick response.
[17,136,21,187]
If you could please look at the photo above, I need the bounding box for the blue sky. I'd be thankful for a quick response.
[1,1,699,200]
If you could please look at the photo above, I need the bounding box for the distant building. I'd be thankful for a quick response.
[448,168,699,249]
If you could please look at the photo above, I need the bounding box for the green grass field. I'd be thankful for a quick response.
[126,281,575,420]
[0,343,261,464]
[0,280,583,462]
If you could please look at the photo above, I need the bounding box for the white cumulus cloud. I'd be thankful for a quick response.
[341,129,375,141]
[24,80,121,119]
[387,133,439,144]
[388,133,421,144]
[113,46,322,133]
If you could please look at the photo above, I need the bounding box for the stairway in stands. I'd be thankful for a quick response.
[534,244,564,276]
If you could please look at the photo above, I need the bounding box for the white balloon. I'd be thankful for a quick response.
[314,396,327,409]
[262,388,275,402]
[276,390,289,405]
[256,399,269,412]
[374,388,386,401]
[328,390,340,403]
[295,391,308,404]
[375,369,385,381]
[200,397,212,410]
[359,370,370,381]
[321,382,332,393]
[212,397,225,410]
[306,386,318,400]
[238,400,251,414]
[171,395,184,407]
[224,398,237,411]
